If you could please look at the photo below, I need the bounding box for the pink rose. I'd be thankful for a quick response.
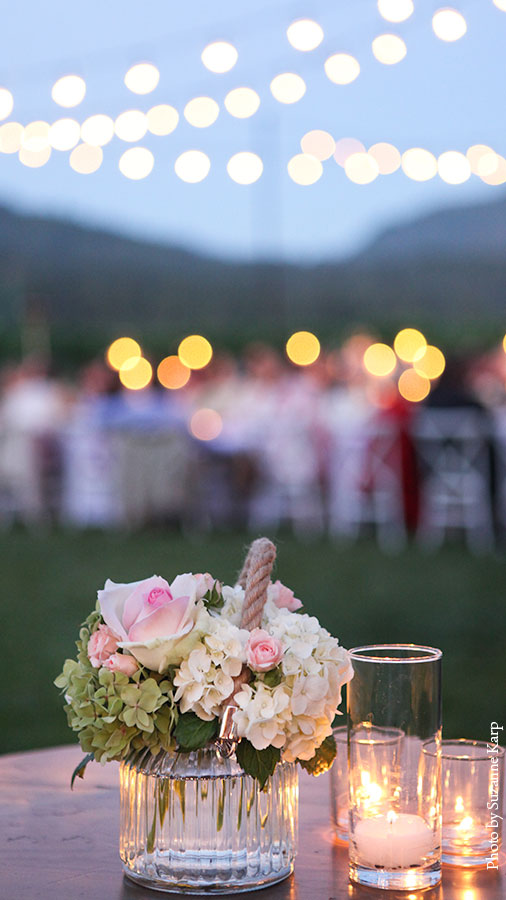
[87,624,119,668]
[104,652,139,677]
[98,574,204,672]
[195,573,222,599]
[246,629,284,672]
[268,580,302,612]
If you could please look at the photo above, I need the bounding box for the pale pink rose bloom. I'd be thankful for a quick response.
[268,580,302,612]
[104,652,139,677]
[246,629,284,672]
[195,573,221,599]
[87,624,119,668]
[98,574,202,672]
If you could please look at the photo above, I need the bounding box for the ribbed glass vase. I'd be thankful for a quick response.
[119,746,299,894]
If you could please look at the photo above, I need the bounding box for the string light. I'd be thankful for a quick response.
[493,0,506,10]
[124,63,160,95]
[345,152,379,184]
[368,142,401,174]
[224,87,260,118]
[201,41,238,73]
[394,328,427,362]
[300,130,335,161]
[324,53,360,85]
[479,155,506,185]
[0,88,14,121]
[184,96,219,128]
[413,346,446,379]
[174,150,210,183]
[190,408,223,441]
[119,147,154,180]
[286,331,320,365]
[398,368,430,402]
[466,145,498,176]
[286,19,324,52]
[69,143,103,174]
[115,110,148,142]
[157,356,191,389]
[119,357,153,390]
[432,8,467,42]
[106,337,141,370]
[81,114,114,146]
[363,343,397,376]
[227,151,263,184]
[287,153,322,185]
[0,122,23,153]
[51,75,86,108]
[402,148,438,181]
[372,34,407,64]
[334,138,366,166]
[377,0,414,23]
[22,121,50,152]
[270,73,306,103]
[49,118,80,151]
[19,146,51,168]
[178,334,213,369]
[437,151,471,184]
[147,104,179,135]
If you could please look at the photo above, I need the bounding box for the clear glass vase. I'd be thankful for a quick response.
[119,746,299,894]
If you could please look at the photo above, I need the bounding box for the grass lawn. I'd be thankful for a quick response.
[1,529,505,754]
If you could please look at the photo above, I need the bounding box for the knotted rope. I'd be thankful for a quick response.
[240,537,276,631]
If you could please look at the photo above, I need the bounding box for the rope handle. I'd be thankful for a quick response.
[239,537,276,631]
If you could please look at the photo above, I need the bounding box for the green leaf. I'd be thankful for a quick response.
[298,735,337,777]
[261,666,283,688]
[70,752,94,789]
[174,712,219,751]
[203,584,224,612]
[235,740,280,790]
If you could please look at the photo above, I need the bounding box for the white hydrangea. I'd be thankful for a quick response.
[173,617,248,721]
[220,584,245,626]
[233,682,292,751]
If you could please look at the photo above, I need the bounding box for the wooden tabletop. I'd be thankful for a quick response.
[1,745,504,900]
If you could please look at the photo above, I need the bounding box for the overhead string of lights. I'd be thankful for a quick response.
[0,2,505,184]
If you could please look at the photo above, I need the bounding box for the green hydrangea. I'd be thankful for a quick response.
[54,610,178,768]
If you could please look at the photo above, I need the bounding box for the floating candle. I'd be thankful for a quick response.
[354,811,435,869]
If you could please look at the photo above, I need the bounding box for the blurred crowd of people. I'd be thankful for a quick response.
[2,335,506,550]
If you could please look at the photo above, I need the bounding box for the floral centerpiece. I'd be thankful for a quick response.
[56,538,353,893]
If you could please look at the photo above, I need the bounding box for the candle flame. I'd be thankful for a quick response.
[455,795,464,813]
[458,816,474,832]
[387,810,397,825]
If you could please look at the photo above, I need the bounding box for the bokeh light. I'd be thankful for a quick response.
[467,144,498,176]
[287,19,324,51]
[324,53,360,85]
[178,335,213,369]
[18,146,51,168]
[174,150,211,183]
[372,34,407,64]
[438,151,471,184]
[157,356,191,389]
[147,104,179,135]
[70,143,103,174]
[286,331,321,366]
[190,408,223,441]
[51,75,86,108]
[124,63,160,94]
[394,328,427,362]
[270,73,306,104]
[503,334,506,352]
[345,152,379,184]
[0,87,13,121]
[115,110,148,142]
[377,0,414,22]
[334,138,366,166]
[81,114,114,146]
[224,87,260,119]
[21,121,50,152]
[287,153,323,185]
[227,152,263,184]
[363,343,397,376]
[300,130,335,161]
[398,368,431,402]
[432,8,467,42]
[0,122,23,153]
[119,147,154,180]
[106,337,142,370]
[119,357,153,390]
[401,148,438,181]
[49,118,80,151]
[368,142,401,174]
[184,96,219,128]
[201,41,238,73]
[413,345,446,379]
[479,155,506,185]
[493,0,506,9]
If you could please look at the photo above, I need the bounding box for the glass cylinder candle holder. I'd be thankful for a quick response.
[422,739,505,868]
[330,724,404,844]
[348,644,442,891]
